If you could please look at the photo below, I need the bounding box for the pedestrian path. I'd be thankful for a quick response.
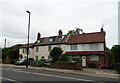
[1,64,119,79]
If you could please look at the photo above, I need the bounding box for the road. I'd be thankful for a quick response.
[0,66,119,83]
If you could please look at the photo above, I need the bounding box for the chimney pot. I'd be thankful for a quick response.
[37,32,41,40]
[59,30,63,35]
[101,28,104,32]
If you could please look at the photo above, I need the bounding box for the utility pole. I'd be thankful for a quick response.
[4,39,6,48]
[26,10,30,68]
[3,39,6,63]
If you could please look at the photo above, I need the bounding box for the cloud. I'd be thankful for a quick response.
[0,0,119,48]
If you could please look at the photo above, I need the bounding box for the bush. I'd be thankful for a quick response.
[59,54,68,61]
[14,59,20,64]
[72,57,82,64]
[88,63,95,68]
[40,58,46,62]
[49,47,63,62]
[38,61,45,67]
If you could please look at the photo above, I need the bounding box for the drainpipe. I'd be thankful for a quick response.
[104,41,106,64]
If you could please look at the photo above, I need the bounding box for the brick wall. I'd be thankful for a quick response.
[86,55,104,68]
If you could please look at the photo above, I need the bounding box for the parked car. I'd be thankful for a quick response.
[15,58,34,65]
[44,59,51,65]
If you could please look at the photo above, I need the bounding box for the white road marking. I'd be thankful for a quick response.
[5,68,93,82]
[0,77,23,83]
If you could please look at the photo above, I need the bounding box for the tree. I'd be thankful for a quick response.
[49,47,63,62]
[111,45,120,65]
[67,27,84,35]
[2,48,19,63]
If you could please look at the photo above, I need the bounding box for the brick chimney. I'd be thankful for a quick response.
[101,28,104,32]
[37,32,41,40]
[58,30,63,35]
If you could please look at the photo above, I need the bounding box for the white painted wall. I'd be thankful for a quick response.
[32,44,67,60]
[19,43,104,60]
[19,48,33,59]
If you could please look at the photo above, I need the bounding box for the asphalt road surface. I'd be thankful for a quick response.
[0,66,119,83]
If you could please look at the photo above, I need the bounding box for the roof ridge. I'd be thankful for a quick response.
[76,32,105,36]
[39,34,67,39]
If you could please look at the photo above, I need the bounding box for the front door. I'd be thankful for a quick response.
[82,56,86,67]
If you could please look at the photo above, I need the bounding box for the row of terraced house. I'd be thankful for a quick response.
[11,28,112,68]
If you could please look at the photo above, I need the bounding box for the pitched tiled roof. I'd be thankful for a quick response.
[67,32,105,44]
[20,43,34,48]
[34,31,105,46]
[10,44,24,48]
[34,35,68,46]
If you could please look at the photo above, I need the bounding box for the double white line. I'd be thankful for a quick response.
[0,77,23,83]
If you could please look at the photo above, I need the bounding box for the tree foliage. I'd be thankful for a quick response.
[67,27,84,35]
[49,47,63,62]
[111,45,120,65]
[2,48,19,60]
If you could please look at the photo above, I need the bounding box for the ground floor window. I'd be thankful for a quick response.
[90,55,99,61]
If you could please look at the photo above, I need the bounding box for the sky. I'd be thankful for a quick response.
[0,0,119,49]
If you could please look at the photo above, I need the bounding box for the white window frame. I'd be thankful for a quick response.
[48,45,51,52]
[23,49,25,53]
[49,38,53,42]
[36,47,39,52]
[70,44,77,50]
[90,55,99,61]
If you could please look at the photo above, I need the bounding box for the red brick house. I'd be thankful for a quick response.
[65,28,112,68]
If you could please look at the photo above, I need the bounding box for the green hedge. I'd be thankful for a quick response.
[88,63,95,68]
[56,61,76,65]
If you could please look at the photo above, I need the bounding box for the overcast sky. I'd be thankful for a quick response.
[0,0,119,49]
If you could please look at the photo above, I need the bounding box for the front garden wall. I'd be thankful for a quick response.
[49,63,82,70]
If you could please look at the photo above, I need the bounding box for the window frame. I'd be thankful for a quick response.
[36,47,39,52]
[90,55,99,61]
[48,45,51,52]
[70,44,77,50]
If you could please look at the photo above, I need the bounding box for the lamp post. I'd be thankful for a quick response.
[26,10,30,68]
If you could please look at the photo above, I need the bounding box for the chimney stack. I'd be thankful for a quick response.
[58,30,63,35]
[37,32,41,40]
[101,28,104,32]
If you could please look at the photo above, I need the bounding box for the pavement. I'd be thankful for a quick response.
[1,64,119,80]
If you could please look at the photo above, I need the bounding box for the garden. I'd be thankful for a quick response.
[30,47,82,70]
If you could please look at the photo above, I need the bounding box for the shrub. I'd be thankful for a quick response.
[49,47,63,62]
[38,61,45,67]
[40,58,46,62]
[72,57,82,64]
[14,59,20,64]
[59,53,68,61]
[88,63,95,68]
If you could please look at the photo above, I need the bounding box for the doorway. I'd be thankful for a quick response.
[82,56,86,67]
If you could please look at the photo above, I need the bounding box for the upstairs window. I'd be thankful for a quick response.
[49,38,53,42]
[23,48,30,54]
[37,40,40,43]
[36,47,39,52]
[90,43,99,50]
[58,37,62,41]
[48,45,51,52]
[23,49,25,53]
[70,44,77,50]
